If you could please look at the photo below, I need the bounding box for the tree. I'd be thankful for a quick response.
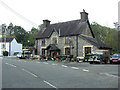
[7,23,14,36]
[14,25,28,46]
[91,22,118,53]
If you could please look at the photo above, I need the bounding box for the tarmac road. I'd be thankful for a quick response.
[1,57,119,89]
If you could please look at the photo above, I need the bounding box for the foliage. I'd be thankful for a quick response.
[91,22,119,53]
[3,51,8,56]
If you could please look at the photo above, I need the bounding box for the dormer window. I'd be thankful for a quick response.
[41,39,45,46]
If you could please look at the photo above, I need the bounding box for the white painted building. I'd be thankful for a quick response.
[0,37,22,56]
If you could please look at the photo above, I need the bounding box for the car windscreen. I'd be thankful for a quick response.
[112,54,120,58]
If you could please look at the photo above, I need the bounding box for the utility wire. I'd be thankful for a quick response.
[0,0,38,27]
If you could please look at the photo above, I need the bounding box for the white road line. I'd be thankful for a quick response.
[52,64,58,65]
[93,65,118,67]
[100,73,118,78]
[44,80,57,89]
[82,69,89,72]
[71,67,79,70]
[37,62,40,63]
[22,69,38,78]
[5,63,16,67]
[61,65,68,68]
[43,62,48,64]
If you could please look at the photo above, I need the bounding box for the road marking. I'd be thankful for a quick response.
[52,64,58,65]
[100,73,118,78]
[82,69,89,72]
[71,67,79,70]
[61,65,68,68]
[43,62,48,64]
[37,62,40,63]
[44,80,57,89]
[22,69,38,78]
[5,63,16,67]
[93,65,118,67]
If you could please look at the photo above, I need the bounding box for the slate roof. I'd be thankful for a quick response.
[35,20,95,39]
[0,37,14,42]
[79,35,112,49]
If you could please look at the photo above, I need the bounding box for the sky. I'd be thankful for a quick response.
[0,0,119,31]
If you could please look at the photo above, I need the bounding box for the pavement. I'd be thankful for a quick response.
[1,56,119,89]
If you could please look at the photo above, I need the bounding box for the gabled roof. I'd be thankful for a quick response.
[0,37,14,42]
[46,44,60,51]
[79,35,112,49]
[35,20,94,39]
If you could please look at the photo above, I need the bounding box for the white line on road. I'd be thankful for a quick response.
[22,69,38,78]
[43,62,48,64]
[71,67,79,70]
[37,62,40,63]
[44,80,57,89]
[5,63,16,67]
[100,73,118,78]
[93,65,118,67]
[61,65,68,68]
[52,64,58,65]
[82,69,89,72]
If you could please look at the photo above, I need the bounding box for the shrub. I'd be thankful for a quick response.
[3,51,8,56]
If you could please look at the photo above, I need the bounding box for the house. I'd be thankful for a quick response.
[35,10,111,60]
[0,37,22,56]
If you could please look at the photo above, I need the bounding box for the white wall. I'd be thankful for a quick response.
[10,38,22,56]
[0,42,9,56]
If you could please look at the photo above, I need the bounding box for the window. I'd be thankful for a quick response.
[52,37,57,44]
[41,39,45,46]
[42,48,45,56]
[65,37,71,44]
[65,47,71,55]
[2,44,5,49]
[85,47,91,56]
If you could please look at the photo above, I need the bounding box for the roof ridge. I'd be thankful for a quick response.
[50,19,81,25]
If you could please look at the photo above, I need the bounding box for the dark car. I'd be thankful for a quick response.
[88,54,108,64]
[111,54,120,64]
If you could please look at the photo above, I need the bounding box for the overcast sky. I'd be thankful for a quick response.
[0,0,119,31]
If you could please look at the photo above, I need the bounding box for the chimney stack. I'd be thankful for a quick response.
[43,19,51,27]
[80,9,88,22]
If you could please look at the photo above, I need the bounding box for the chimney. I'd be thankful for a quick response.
[80,9,88,22]
[43,19,51,27]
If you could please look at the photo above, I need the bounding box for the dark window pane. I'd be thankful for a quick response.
[65,48,70,55]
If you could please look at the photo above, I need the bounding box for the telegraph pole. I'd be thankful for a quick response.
[2,24,6,51]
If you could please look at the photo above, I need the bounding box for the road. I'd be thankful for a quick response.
[1,57,119,89]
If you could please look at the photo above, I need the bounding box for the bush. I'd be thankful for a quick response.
[3,51,8,56]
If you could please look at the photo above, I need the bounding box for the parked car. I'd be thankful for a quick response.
[16,52,22,58]
[111,54,120,64]
[84,55,93,62]
[88,54,108,64]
